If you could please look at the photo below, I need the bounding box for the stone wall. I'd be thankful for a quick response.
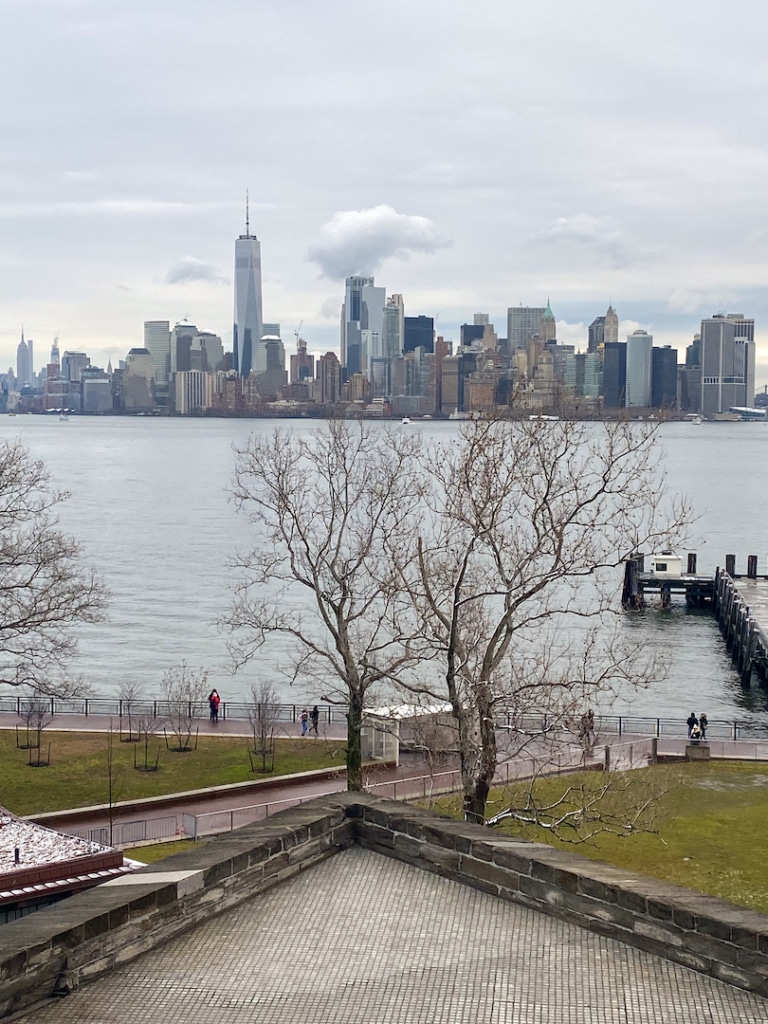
[3,794,768,1017]
[353,796,768,996]
[0,798,355,1019]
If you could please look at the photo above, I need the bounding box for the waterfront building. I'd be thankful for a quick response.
[699,314,756,416]
[144,321,171,386]
[440,351,477,414]
[651,346,678,409]
[625,330,653,407]
[233,197,263,378]
[174,370,225,415]
[81,367,112,413]
[120,348,155,411]
[603,342,627,409]
[316,352,342,405]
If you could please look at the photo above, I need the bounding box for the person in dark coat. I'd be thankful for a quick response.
[310,705,320,736]
[699,712,708,740]
[686,712,698,738]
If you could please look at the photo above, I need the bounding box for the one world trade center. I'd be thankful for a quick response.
[233,195,263,377]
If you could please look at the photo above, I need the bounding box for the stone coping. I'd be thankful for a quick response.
[1,793,768,1018]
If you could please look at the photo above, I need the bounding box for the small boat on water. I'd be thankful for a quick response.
[401,417,411,425]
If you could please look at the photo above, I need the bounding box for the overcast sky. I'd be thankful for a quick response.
[3,0,768,383]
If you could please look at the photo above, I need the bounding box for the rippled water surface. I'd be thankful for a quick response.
[1,416,766,723]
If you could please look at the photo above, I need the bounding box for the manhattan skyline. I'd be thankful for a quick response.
[2,1,768,380]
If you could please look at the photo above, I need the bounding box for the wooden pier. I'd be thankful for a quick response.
[623,552,768,687]
[622,552,714,610]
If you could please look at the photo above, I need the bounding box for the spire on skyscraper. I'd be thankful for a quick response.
[245,189,250,237]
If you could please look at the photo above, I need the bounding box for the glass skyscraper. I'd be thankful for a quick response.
[233,200,263,378]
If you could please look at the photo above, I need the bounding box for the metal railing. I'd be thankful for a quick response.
[2,695,767,742]
[69,814,178,848]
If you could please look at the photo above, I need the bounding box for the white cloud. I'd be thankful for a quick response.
[531,214,628,268]
[165,257,227,286]
[306,205,451,280]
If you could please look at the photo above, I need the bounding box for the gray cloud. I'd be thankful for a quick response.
[165,257,227,286]
[306,205,451,280]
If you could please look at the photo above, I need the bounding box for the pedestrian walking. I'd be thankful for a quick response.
[300,707,309,736]
[699,712,708,740]
[310,705,320,736]
[686,711,698,738]
[208,689,220,723]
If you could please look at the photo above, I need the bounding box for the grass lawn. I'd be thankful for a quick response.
[0,730,346,817]
[129,839,202,864]
[435,761,768,914]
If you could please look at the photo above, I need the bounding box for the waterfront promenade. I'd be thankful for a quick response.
[6,706,768,849]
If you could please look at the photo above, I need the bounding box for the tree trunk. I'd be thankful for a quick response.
[346,691,364,791]
[460,682,497,824]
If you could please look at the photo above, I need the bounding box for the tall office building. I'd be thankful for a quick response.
[507,304,546,349]
[16,330,31,387]
[403,316,434,354]
[61,351,91,382]
[699,314,755,415]
[625,329,653,407]
[587,317,605,354]
[603,342,627,409]
[342,276,373,376]
[50,336,60,369]
[382,294,404,361]
[651,346,678,409]
[233,196,263,378]
[341,277,384,376]
[604,305,619,345]
[144,321,171,386]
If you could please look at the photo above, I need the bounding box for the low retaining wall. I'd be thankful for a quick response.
[354,796,768,996]
[3,794,768,1017]
[0,797,356,1019]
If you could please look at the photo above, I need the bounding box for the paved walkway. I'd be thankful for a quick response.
[13,848,768,1023]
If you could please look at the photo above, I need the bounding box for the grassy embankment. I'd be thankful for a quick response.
[0,730,345,817]
[435,761,768,914]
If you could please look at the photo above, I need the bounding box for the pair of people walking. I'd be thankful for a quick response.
[301,705,320,737]
[686,711,708,740]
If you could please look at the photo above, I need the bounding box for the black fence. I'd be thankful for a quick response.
[0,695,767,741]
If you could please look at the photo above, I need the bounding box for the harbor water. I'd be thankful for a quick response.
[1,415,766,724]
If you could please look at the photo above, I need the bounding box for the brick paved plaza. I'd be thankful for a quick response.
[15,847,768,1023]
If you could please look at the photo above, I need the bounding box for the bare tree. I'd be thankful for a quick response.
[394,418,688,824]
[134,708,162,772]
[161,662,207,752]
[248,680,280,772]
[0,441,107,695]
[118,681,143,742]
[226,421,425,791]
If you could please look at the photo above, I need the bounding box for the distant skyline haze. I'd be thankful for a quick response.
[2,0,768,382]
